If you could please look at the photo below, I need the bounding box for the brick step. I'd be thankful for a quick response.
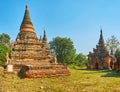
[19,65,70,78]
[23,69,70,78]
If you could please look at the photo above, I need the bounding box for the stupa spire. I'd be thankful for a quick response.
[98,28,105,46]
[42,30,50,48]
[43,29,47,41]
[20,5,34,32]
[26,5,28,10]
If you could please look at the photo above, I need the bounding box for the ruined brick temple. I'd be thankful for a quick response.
[10,5,70,78]
[87,29,113,70]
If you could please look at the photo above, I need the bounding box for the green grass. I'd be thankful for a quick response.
[1,68,120,92]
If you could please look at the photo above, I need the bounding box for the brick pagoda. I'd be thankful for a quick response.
[87,29,113,70]
[11,5,70,78]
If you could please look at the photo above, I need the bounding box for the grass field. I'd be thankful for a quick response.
[1,68,120,92]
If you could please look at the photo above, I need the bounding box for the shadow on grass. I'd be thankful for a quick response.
[70,66,120,77]
[81,69,113,74]
[17,72,23,79]
[82,69,120,77]
[74,68,120,77]
[101,70,120,78]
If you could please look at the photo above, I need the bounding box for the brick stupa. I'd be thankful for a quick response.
[87,29,113,70]
[11,5,70,78]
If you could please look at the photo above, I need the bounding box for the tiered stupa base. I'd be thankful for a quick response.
[12,62,70,78]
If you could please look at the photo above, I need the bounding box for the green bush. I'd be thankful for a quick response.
[74,53,88,67]
[0,44,10,66]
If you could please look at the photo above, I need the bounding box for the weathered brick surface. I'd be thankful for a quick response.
[10,5,70,78]
[13,62,70,78]
[114,57,120,72]
[87,30,113,70]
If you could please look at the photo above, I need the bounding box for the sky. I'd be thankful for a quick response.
[0,0,120,55]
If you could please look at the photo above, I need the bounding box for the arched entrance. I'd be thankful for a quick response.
[95,62,99,69]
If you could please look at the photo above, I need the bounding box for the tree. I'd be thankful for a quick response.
[0,44,10,66]
[75,53,87,66]
[115,48,120,58]
[49,37,76,65]
[0,33,11,66]
[0,33,10,46]
[106,35,120,55]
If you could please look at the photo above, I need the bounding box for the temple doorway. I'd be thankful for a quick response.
[95,62,99,69]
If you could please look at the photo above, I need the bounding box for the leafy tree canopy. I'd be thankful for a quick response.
[49,37,76,65]
[75,53,88,66]
[0,33,11,66]
[0,33,10,46]
[0,44,10,66]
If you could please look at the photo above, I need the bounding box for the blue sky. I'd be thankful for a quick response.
[0,0,120,55]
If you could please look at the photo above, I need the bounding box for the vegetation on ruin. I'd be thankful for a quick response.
[1,68,120,92]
